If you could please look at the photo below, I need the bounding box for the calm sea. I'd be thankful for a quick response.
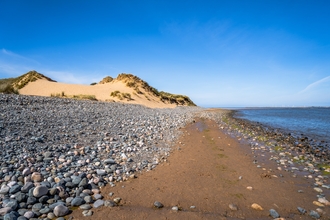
[234,107,330,143]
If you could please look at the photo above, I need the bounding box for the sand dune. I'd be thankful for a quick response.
[19,79,177,108]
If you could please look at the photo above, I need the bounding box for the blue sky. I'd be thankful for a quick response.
[1,0,330,107]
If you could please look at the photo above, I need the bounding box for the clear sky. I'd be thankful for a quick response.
[1,0,330,107]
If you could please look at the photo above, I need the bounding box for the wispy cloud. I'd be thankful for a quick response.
[1,48,40,64]
[298,75,330,94]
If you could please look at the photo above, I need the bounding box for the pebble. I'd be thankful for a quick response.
[314,187,323,193]
[82,210,93,216]
[269,209,280,218]
[172,206,179,211]
[53,205,69,217]
[93,199,104,208]
[251,203,263,211]
[154,201,164,208]
[229,204,238,211]
[309,210,320,219]
[297,207,306,214]
[33,186,48,198]
[79,204,92,210]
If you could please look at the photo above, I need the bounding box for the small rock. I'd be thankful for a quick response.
[313,201,325,207]
[31,172,43,182]
[154,201,164,208]
[314,187,323,193]
[33,185,48,198]
[71,197,85,207]
[93,199,104,208]
[269,209,280,218]
[79,204,92,210]
[113,197,121,204]
[251,203,263,210]
[309,210,320,219]
[297,207,306,214]
[82,210,93,216]
[104,200,116,207]
[53,204,69,217]
[229,203,238,211]
[172,206,179,211]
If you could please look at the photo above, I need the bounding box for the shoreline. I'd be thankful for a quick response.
[0,95,329,219]
[70,114,330,219]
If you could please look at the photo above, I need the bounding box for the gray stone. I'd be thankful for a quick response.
[78,178,88,188]
[84,196,93,204]
[4,200,18,210]
[93,200,104,208]
[26,197,37,205]
[15,192,27,203]
[39,207,51,214]
[71,197,84,207]
[47,212,55,219]
[297,207,306,214]
[22,168,31,176]
[21,182,34,193]
[71,177,81,186]
[0,207,12,216]
[79,204,92,210]
[103,159,116,164]
[49,202,65,210]
[53,204,69,217]
[31,203,43,212]
[93,194,103,200]
[309,210,320,219]
[0,185,10,194]
[33,186,48,198]
[154,201,164,208]
[4,211,19,220]
[23,211,34,219]
[269,209,280,218]
[9,185,21,194]
[104,200,116,207]
[96,169,106,176]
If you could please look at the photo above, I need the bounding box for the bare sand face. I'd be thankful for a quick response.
[19,79,177,108]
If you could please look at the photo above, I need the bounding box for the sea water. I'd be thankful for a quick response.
[234,107,330,143]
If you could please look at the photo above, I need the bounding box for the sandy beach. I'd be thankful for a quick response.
[69,115,328,219]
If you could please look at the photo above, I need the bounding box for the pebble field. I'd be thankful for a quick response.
[0,94,201,219]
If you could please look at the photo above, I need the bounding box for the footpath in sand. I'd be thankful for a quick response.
[70,118,327,219]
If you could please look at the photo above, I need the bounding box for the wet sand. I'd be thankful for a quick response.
[69,117,328,219]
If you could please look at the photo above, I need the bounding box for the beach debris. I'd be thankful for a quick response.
[190,206,196,209]
[246,186,253,190]
[251,203,263,210]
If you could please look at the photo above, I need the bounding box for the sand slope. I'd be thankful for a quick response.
[19,79,177,108]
